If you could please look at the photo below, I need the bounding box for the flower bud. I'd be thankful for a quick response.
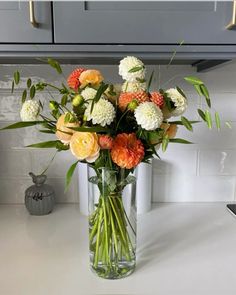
[128,99,138,111]
[49,101,59,111]
[72,94,84,107]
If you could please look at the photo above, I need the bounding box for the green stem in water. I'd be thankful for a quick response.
[94,209,103,268]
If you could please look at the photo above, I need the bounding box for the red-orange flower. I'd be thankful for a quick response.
[150,92,164,108]
[67,68,86,91]
[111,133,144,169]
[98,135,114,150]
[118,91,149,111]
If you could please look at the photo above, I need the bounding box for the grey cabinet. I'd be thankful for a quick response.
[0,1,52,43]
[53,1,235,44]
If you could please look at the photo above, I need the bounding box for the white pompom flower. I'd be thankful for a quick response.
[122,81,146,93]
[119,56,146,82]
[20,100,40,122]
[134,102,163,131]
[165,88,188,116]
[84,98,115,127]
[81,87,98,101]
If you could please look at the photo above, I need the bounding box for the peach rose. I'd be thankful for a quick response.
[56,114,80,144]
[79,70,103,87]
[70,132,100,163]
[161,123,178,139]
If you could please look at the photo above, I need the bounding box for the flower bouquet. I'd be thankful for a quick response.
[2,56,221,279]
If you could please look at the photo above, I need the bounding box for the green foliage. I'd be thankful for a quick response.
[30,85,36,99]
[47,58,62,74]
[65,161,79,191]
[215,112,221,130]
[22,90,27,103]
[169,138,193,144]
[205,110,212,129]
[181,116,193,131]
[162,135,169,152]
[14,71,20,85]
[128,66,144,73]
[0,121,45,130]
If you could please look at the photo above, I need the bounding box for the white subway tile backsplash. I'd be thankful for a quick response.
[153,175,235,202]
[199,149,236,176]
[0,150,31,177]
[153,149,198,176]
[31,149,77,178]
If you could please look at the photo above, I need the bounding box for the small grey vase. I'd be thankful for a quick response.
[25,172,55,216]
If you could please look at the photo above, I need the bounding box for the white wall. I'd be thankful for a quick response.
[0,62,236,203]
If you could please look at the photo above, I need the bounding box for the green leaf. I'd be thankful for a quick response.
[169,138,193,144]
[26,140,61,148]
[200,84,211,108]
[215,112,221,130]
[181,116,193,131]
[91,82,109,114]
[205,110,212,129]
[47,58,62,74]
[65,161,79,191]
[0,121,44,130]
[169,120,200,125]
[22,89,27,103]
[30,85,36,99]
[11,81,14,93]
[147,70,154,92]
[68,126,112,133]
[27,78,32,89]
[225,121,232,129]
[128,66,144,73]
[14,71,20,85]
[64,112,71,123]
[198,109,206,121]
[39,129,55,134]
[136,78,146,83]
[194,84,202,96]
[184,76,204,86]
[61,94,68,106]
[162,135,169,152]
[176,86,186,98]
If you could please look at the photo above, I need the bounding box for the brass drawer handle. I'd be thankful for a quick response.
[29,1,39,28]
[226,0,236,30]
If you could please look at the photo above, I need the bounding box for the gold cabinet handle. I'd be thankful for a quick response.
[226,0,236,30]
[29,1,39,28]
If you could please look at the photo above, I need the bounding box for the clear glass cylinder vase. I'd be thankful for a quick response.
[88,166,137,279]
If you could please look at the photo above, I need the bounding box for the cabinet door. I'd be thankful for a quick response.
[0,1,52,43]
[53,1,236,44]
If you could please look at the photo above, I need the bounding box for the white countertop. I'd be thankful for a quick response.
[1,203,236,295]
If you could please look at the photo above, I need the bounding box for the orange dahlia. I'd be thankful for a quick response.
[118,91,149,111]
[67,68,86,91]
[150,92,164,108]
[111,133,144,169]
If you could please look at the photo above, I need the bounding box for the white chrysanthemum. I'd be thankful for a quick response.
[165,88,188,116]
[122,81,146,92]
[134,102,163,130]
[20,100,40,122]
[85,98,115,126]
[80,87,98,101]
[119,56,146,82]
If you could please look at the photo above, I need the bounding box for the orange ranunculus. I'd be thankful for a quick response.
[161,123,178,139]
[67,68,86,91]
[79,69,104,87]
[111,133,144,169]
[70,132,100,163]
[55,114,80,144]
[98,135,113,150]
[118,91,149,111]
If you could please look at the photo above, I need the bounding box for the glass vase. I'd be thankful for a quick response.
[88,166,137,279]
